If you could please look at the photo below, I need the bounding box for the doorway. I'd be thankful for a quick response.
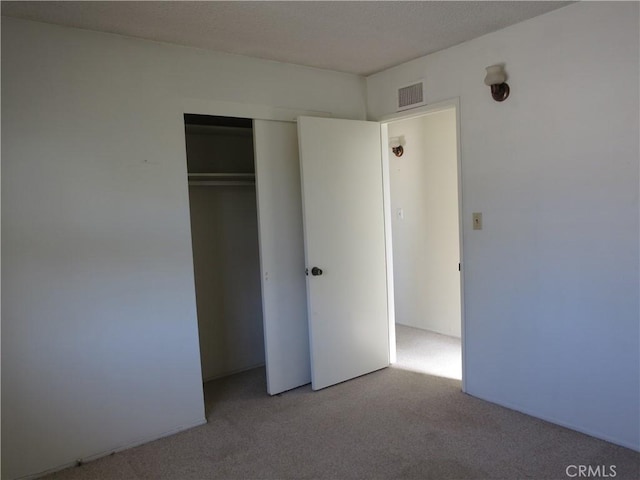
[183,114,266,383]
[384,106,463,381]
[183,113,312,398]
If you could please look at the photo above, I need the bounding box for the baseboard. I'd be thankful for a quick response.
[17,417,208,480]
[202,362,266,383]
[395,322,461,339]
[466,390,640,452]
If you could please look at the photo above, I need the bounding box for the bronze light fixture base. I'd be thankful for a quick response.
[392,145,404,157]
[490,83,510,102]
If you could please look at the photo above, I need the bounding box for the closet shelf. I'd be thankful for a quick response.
[188,172,255,187]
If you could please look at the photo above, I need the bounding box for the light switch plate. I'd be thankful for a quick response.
[473,212,482,230]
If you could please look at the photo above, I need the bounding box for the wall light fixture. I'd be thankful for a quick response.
[484,64,510,102]
[389,136,405,157]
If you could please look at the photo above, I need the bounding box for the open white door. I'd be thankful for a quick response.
[253,120,311,395]
[297,116,390,390]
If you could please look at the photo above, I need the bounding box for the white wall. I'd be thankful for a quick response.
[1,17,366,480]
[188,185,265,381]
[389,110,461,337]
[368,2,640,450]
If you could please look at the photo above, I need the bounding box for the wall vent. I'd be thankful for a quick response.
[397,80,426,111]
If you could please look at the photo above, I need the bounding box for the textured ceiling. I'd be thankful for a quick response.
[1,1,572,76]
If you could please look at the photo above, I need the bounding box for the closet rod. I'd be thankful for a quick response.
[188,173,255,178]
[188,180,255,187]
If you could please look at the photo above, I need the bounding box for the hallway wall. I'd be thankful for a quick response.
[389,110,461,337]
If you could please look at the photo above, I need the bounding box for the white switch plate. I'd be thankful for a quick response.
[473,212,482,230]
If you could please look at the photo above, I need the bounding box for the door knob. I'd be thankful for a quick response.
[311,267,323,276]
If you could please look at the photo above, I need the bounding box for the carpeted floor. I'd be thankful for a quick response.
[44,325,639,480]
[394,324,462,380]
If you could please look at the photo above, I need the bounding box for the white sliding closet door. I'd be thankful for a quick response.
[253,120,311,395]
[297,116,390,390]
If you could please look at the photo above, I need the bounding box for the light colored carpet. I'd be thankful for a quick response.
[43,325,639,479]
[394,324,461,380]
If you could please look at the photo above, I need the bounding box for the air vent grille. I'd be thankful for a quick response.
[397,81,426,111]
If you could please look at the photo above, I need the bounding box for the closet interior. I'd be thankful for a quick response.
[184,114,265,382]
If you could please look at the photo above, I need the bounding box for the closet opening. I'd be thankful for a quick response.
[183,114,266,398]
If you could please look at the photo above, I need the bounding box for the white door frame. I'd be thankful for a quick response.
[377,98,467,393]
[178,98,334,123]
